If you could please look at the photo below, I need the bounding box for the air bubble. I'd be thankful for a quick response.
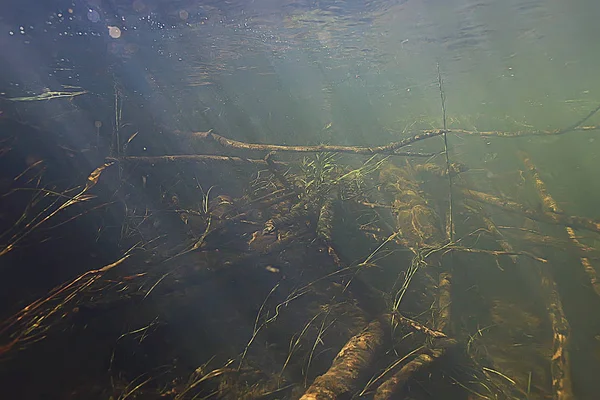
[87,9,100,23]
[108,26,122,38]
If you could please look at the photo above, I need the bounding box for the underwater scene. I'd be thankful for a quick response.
[2,0,600,399]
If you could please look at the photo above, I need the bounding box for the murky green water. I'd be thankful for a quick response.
[2,0,600,399]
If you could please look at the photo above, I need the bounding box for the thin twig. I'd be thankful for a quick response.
[437,63,454,241]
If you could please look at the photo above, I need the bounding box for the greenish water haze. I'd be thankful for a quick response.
[147,0,600,218]
[3,0,600,398]
[176,0,600,217]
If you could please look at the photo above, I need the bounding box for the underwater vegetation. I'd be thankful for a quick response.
[1,73,600,400]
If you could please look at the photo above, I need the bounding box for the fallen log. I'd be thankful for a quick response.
[299,319,385,400]
[538,268,574,400]
[462,188,600,234]
[521,154,600,298]
[519,154,575,400]
[373,338,457,400]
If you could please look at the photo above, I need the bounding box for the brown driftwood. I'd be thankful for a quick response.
[373,338,457,400]
[107,154,289,167]
[299,319,385,400]
[316,198,343,267]
[503,156,573,399]
[564,227,600,295]
[181,129,445,156]
[521,154,600,297]
[380,162,532,400]
[380,162,446,249]
[413,162,468,178]
[373,272,456,400]
[481,213,518,264]
[392,312,446,339]
[436,272,453,333]
[519,154,576,400]
[538,268,574,400]
[506,230,600,259]
[462,188,600,234]
[372,159,459,399]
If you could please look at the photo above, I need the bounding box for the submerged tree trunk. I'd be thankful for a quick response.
[299,319,386,400]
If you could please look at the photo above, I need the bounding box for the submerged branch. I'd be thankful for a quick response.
[108,154,289,167]
[180,129,445,156]
[521,153,600,297]
[462,188,600,234]
[374,339,457,400]
[451,125,598,138]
